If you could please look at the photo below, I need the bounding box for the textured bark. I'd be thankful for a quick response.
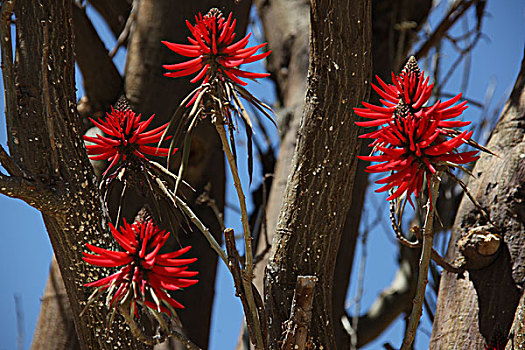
[123,1,251,348]
[31,3,124,348]
[430,48,525,349]
[252,0,431,348]
[9,1,146,349]
[263,0,372,348]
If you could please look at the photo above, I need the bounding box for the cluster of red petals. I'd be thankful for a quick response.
[354,71,469,129]
[83,219,198,315]
[84,108,171,175]
[354,59,478,204]
[162,9,270,87]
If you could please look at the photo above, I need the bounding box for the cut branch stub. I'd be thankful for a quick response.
[457,225,502,270]
[281,275,318,350]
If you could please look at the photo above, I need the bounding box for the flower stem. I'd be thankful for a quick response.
[214,122,264,350]
[175,195,229,267]
[214,123,254,275]
[400,173,441,350]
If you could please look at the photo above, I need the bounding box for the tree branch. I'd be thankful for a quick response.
[11,1,147,348]
[225,229,267,350]
[87,0,132,39]
[0,174,68,212]
[401,174,440,350]
[72,2,122,116]
[0,144,26,178]
[264,0,372,347]
[415,0,477,59]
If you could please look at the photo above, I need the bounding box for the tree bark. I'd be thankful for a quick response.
[28,1,251,348]
[430,47,525,349]
[7,1,146,348]
[252,0,431,348]
[264,1,372,348]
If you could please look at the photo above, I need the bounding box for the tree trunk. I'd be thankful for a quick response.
[263,0,372,348]
[5,1,146,348]
[430,47,525,349]
[252,0,431,348]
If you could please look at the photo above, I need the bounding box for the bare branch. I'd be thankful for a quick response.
[0,174,67,213]
[109,0,138,58]
[415,0,477,59]
[72,2,122,115]
[0,144,25,178]
[87,0,131,39]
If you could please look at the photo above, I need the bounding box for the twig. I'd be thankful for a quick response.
[415,0,476,59]
[350,230,369,350]
[389,195,420,248]
[281,276,318,350]
[400,173,441,350]
[108,0,138,58]
[214,122,264,350]
[445,169,496,227]
[214,123,254,272]
[147,165,228,265]
[225,229,267,349]
[391,193,463,274]
[172,189,229,266]
[196,183,226,233]
[0,144,25,178]
[411,226,465,275]
[14,294,24,350]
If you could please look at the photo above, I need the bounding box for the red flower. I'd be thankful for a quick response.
[162,8,270,87]
[84,107,172,175]
[354,72,469,130]
[83,219,198,316]
[354,57,478,204]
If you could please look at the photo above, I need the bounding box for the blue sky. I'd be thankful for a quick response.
[0,1,524,349]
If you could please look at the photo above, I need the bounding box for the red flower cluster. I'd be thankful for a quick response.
[84,108,171,175]
[83,219,198,315]
[355,57,478,204]
[162,8,270,86]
